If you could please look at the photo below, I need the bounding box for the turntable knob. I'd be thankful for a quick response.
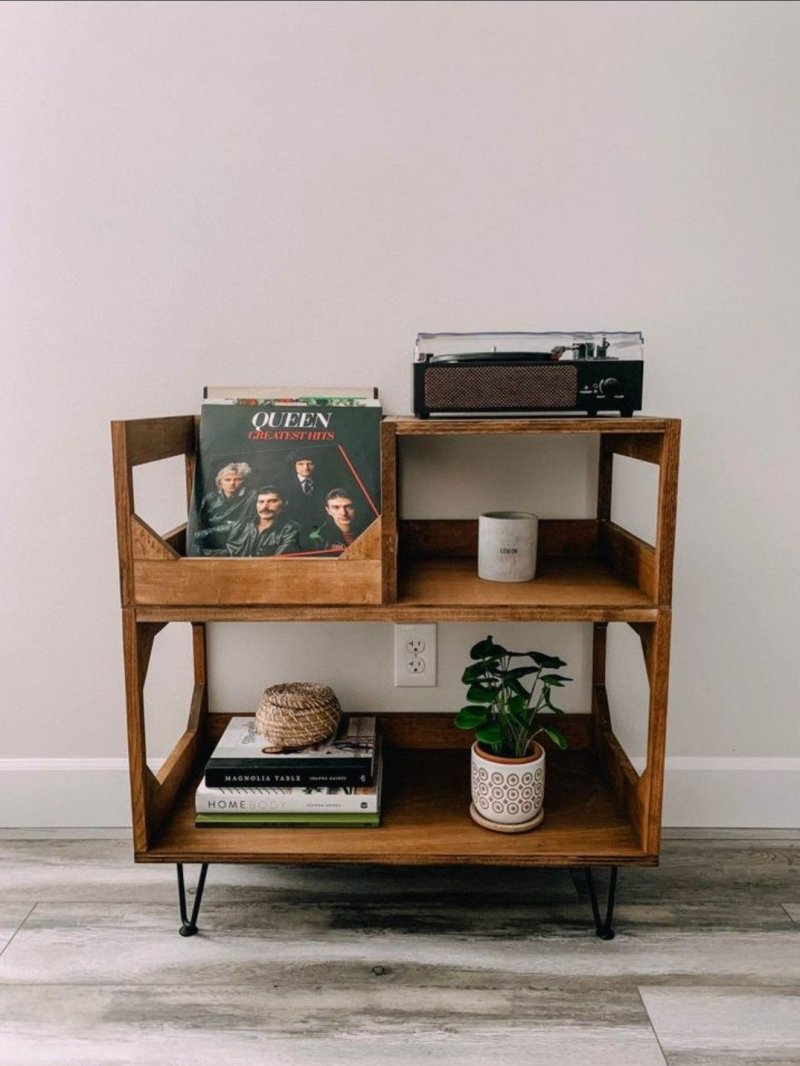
[598,378,620,397]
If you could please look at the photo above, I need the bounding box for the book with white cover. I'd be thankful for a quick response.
[208,715,375,766]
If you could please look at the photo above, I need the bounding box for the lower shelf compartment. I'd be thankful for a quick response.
[140,748,653,867]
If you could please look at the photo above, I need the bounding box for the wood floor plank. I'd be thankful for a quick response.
[0,984,668,1066]
[0,904,33,954]
[0,840,578,903]
[1,838,797,906]
[617,841,800,903]
[1,841,793,932]
[640,986,800,1064]
[1,901,798,987]
[1,838,799,1065]
[0,978,669,1065]
[0,1033,665,1066]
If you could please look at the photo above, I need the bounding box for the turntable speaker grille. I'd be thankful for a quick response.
[423,364,578,410]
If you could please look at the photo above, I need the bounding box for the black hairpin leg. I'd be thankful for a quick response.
[584,866,618,940]
[176,863,209,937]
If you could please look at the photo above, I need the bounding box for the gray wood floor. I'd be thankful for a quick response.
[0,836,797,1065]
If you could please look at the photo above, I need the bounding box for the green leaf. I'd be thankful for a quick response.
[475,724,503,746]
[542,688,565,715]
[506,676,529,700]
[527,652,567,669]
[461,663,486,683]
[540,674,572,687]
[454,706,490,730]
[466,684,497,704]
[470,637,508,660]
[499,665,541,680]
[504,695,530,727]
[506,694,527,714]
[469,637,496,660]
[539,726,568,750]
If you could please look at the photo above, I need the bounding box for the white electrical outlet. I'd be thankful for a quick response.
[394,624,437,687]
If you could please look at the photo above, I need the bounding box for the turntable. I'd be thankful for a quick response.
[413,331,644,418]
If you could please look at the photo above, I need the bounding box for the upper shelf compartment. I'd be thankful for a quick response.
[384,415,680,622]
[395,518,657,622]
[111,414,679,620]
[111,416,390,611]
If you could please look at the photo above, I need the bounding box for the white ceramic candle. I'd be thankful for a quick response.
[478,511,539,582]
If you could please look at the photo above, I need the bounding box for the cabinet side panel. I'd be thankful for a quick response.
[111,421,135,607]
[598,521,657,600]
[381,420,398,602]
[121,610,154,853]
[593,684,648,850]
[655,421,681,605]
[124,415,196,467]
[640,610,672,853]
[597,436,614,521]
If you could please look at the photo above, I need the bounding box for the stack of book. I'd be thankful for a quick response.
[195,715,382,828]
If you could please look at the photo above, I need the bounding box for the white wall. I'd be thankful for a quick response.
[1,0,798,827]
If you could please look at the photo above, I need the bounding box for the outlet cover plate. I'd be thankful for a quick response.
[394,624,437,687]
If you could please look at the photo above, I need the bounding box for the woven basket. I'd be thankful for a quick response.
[255,682,342,753]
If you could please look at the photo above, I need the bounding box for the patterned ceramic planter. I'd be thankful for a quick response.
[470,741,546,832]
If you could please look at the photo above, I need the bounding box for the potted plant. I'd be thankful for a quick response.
[455,635,571,832]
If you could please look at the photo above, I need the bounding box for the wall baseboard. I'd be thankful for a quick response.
[0,757,798,829]
[636,756,800,829]
[0,759,152,828]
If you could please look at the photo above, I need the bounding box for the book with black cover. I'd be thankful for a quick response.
[203,715,377,788]
[187,400,382,558]
[197,742,383,813]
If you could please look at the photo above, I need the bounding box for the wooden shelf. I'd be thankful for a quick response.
[388,415,669,436]
[138,599,657,624]
[135,554,656,623]
[111,414,679,881]
[141,747,650,867]
[132,518,659,623]
[398,555,654,617]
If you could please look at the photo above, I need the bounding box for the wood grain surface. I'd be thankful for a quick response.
[388,415,671,435]
[0,837,797,1065]
[141,748,647,866]
[112,415,679,917]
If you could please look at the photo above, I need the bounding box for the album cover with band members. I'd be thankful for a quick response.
[187,402,382,559]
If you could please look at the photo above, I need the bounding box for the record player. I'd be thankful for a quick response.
[413,331,644,418]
